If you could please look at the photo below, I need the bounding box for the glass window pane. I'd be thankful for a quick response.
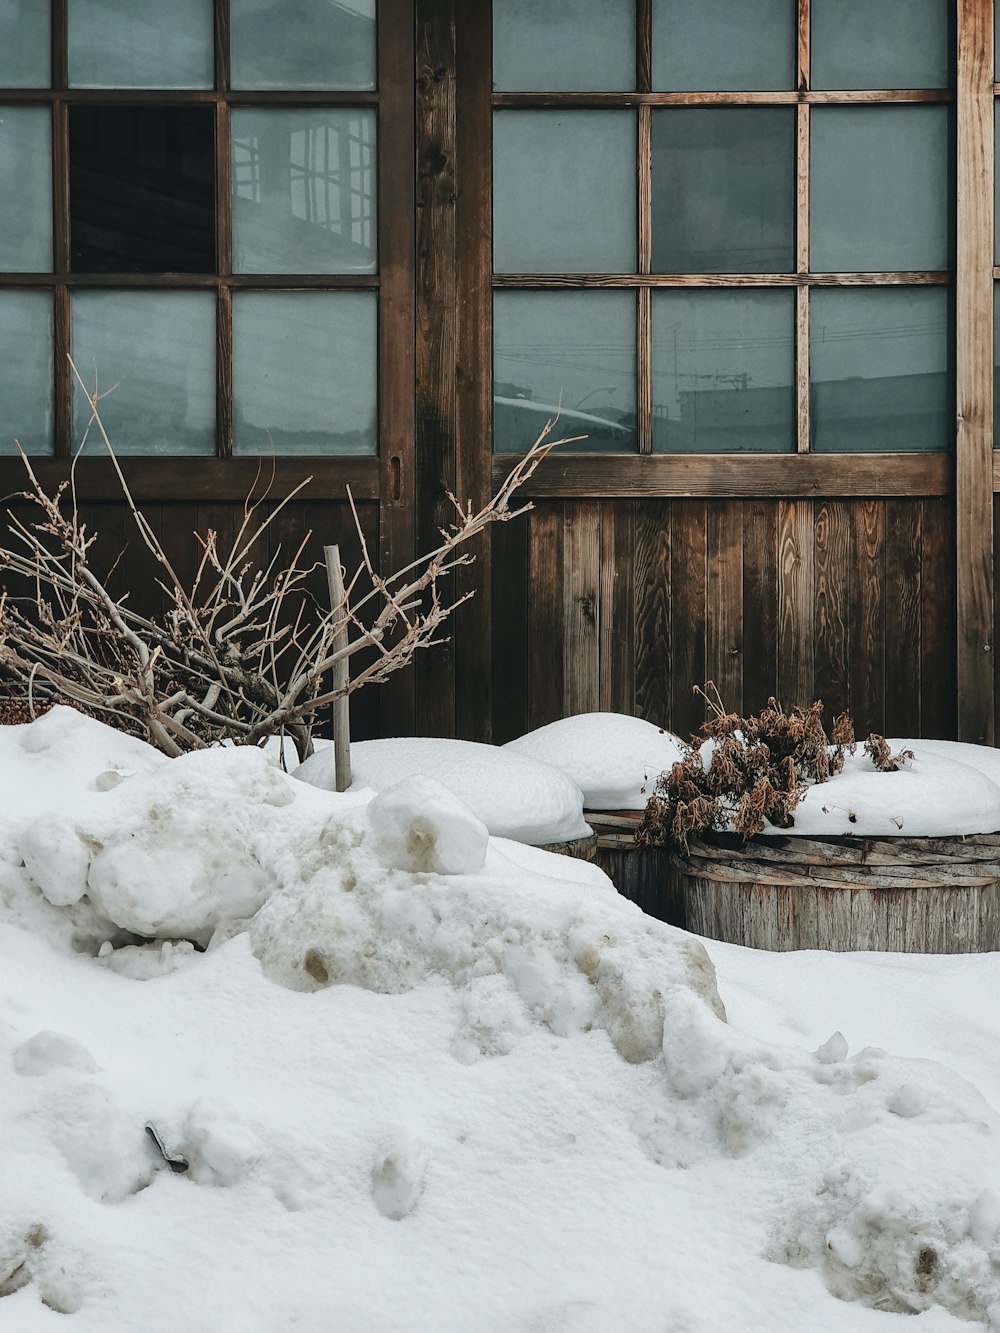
[0,293,53,456]
[494,292,636,453]
[811,288,951,452]
[811,106,951,272]
[652,0,794,92]
[231,0,375,92]
[0,3,50,88]
[812,0,950,91]
[69,106,215,273]
[652,108,794,273]
[68,0,214,89]
[0,109,52,272]
[494,112,636,273]
[71,293,216,455]
[232,110,376,275]
[233,293,377,455]
[652,291,795,453]
[994,286,1000,445]
[493,0,635,92]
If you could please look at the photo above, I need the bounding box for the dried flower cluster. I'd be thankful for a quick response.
[637,684,908,852]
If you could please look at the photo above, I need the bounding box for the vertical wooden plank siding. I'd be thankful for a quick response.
[414,0,458,737]
[599,502,635,713]
[670,501,708,738]
[490,510,528,743]
[920,499,956,739]
[956,0,995,743]
[563,501,601,716]
[526,504,564,729]
[884,502,923,736]
[706,500,744,714]
[813,500,851,719]
[742,500,779,713]
[777,500,815,706]
[849,500,885,735]
[633,501,672,726]
[377,0,417,735]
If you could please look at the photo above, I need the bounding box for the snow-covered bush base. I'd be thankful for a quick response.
[3,710,1000,1330]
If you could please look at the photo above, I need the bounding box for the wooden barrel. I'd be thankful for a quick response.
[588,812,686,926]
[674,830,1000,953]
[538,832,599,862]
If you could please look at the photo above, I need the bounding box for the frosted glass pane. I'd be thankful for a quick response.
[494,112,636,272]
[652,291,794,453]
[233,293,376,454]
[231,0,375,91]
[69,0,213,89]
[812,0,950,91]
[0,109,52,271]
[811,107,951,272]
[71,293,216,455]
[493,0,635,91]
[0,3,50,88]
[652,108,794,273]
[232,110,376,275]
[652,0,794,92]
[811,288,951,452]
[0,293,53,456]
[494,292,636,453]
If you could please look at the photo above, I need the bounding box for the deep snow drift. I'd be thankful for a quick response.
[1,710,1000,1330]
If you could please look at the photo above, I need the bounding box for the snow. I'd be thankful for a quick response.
[3,708,1000,1329]
[294,735,591,845]
[780,739,1000,838]
[504,711,686,810]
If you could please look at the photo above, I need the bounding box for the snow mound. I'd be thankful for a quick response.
[294,736,590,845]
[504,711,686,810]
[367,777,489,874]
[248,806,723,1065]
[787,741,1000,838]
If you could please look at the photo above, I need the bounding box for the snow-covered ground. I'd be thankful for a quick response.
[3,709,1000,1331]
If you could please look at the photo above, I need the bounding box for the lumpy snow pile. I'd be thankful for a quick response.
[1,708,1000,1331]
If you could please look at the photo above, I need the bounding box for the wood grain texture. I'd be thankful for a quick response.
[600,501,635,714]
[777,500,815,706]
[742,500,779,713]
[563,501,601,716]
[956,0,995,743]
[490,506,529,743]
[669,501,708,739]
[884,501,923,736]
[491,453,951,498]
[813,500,850,718]
[849,500,885,735]
[920,499,956,738]
[492,272,950,288]
[490,90,950,107]
[706,500,744,714]
[633,500,671,726]
[526,503,564,729]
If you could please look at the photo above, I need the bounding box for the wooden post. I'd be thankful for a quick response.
[323,544,352,792]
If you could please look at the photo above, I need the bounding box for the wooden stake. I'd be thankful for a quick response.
[323,543,353,792]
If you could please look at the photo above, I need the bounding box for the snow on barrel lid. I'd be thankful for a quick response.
[293,736,590,846]
[503,711,686,811]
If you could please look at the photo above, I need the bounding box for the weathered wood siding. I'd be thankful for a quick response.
[491,496,956,744]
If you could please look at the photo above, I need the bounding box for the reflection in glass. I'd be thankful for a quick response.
[68,0,213,89]
[0,109,52,272]
[811,288,951,452]
[71,292,216,454]
[231,0,375,91]
[0,4,50,88]
[812,0,950,91]
[493,0,635,92]
[652,108,794,273]
[232,110,376,274]
[811,107,951,272]
[652,0,794,91]
[233,293,377,455]
[69,106,215,273]
[494,111,636,273]
[651,291,795,452]
[0,293,53,456]
[493,292,636,453]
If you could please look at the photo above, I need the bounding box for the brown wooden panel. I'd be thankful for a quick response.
[669,501,707,739]
[777,499,814,707]
[813,500,851,718]
[526,503,564,729]
[849,500,885,736]
[600,501,636,715]
[884,501,923,737]
[742,499,778,714]
[491,509,529,744]
[563,501,601,716]
[493,452,951,498]
[633,500,671,727]
[920,498,956,739]
[706,500,744,715]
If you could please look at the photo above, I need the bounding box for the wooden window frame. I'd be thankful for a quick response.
[489,0,954,500]
[0,0,415,509]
